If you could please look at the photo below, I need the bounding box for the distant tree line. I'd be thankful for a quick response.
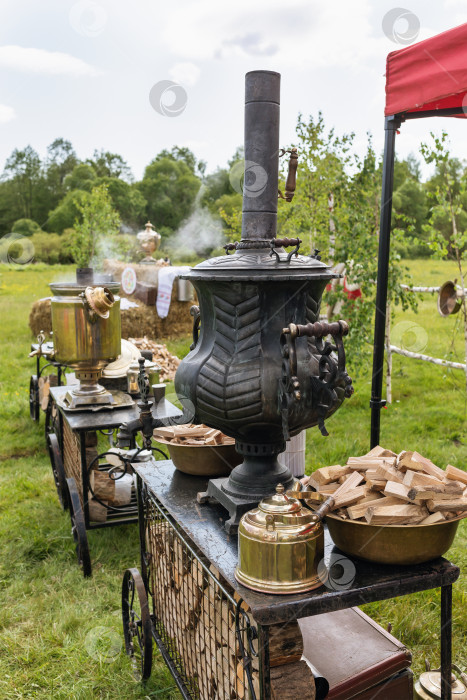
[1,120,466,266]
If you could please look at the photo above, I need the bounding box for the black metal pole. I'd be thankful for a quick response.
[440,584,452,700]
[370,115,401,448]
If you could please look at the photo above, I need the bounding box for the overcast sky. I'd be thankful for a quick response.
[1,0,467,180]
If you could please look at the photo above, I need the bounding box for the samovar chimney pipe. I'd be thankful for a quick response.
[241,70,280,244]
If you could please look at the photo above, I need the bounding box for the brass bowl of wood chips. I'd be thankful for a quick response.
[153,424,242,476]
[303,446,467,565]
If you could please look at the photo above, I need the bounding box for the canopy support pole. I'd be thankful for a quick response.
[370,114,401,448]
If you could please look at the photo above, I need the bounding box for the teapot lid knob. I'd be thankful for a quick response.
[276,484,284,494]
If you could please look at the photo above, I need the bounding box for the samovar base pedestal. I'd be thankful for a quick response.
[197,447,295,534]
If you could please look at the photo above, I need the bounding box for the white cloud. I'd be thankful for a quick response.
[168,62,200,87]
[0,104,15,124]
[0,45,101,77]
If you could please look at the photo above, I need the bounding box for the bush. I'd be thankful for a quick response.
[11,219,41,237]
[30,232,63,264]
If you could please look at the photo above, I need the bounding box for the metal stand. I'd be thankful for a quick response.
[125,460,460,699]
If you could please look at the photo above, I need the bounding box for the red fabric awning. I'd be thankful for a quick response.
[385,23,467,117]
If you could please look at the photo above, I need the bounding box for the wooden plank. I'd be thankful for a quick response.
[407,485,462,502]
[269,621,304,667]
[365,504,428,525]
[445,464,467,486]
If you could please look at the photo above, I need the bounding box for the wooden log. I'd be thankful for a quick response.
[365,504,428,525]
[403,470,444,488]
[316,482,340,494]
[375,464,404,483]
[331,486,367,510]
[331,471,364,498]
[420,512,446,525]
[383,481,414,503]
[427,497,467,513]
[366,478,387,491]
[399,451,446,480]
[88,498,107,522]
[346,494,387,520]
[407,484,463,502]
[270,660,316,700]
[90,470,115,501]
[446,464,467,486]
[364,445,397,458]
[268,621,304,667]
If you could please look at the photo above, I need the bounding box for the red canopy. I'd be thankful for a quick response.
[385,23,467,117]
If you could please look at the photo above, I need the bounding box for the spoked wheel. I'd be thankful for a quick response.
[67,477,92,578]
[122,568,153,680]
[29,375,40,421]
[44,397,60,441]
[47,433,68,510]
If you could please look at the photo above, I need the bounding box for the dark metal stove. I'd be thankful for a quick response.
[174,70,353,532]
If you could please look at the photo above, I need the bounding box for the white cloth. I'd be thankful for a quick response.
[156,266,190,318]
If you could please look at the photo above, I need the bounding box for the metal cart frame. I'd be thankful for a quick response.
[46,386,180,577]
[122,460,460,700]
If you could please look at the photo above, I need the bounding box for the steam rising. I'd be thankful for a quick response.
[164,186,225,258]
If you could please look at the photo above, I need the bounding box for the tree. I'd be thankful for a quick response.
[94,177,147,228]
[64,163,97,192]
[88,150,133,181]
[48,189,91,234]
[2,146,42,220]
[139,154,201,234]
[70,184,121,268]
[45,138,78,210]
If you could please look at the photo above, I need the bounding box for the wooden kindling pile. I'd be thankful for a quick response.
[147,514,316,700]
[154,424,235,447]
[303,445,467,525]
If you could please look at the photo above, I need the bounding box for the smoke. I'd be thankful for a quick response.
[164,186,225,259]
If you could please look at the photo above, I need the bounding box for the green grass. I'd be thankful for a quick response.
[0,260,465,697]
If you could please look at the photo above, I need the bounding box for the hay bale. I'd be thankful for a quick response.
[29,298,52,337]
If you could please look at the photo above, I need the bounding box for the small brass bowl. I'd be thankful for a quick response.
[326,513,462,565]
[154,437,241,477]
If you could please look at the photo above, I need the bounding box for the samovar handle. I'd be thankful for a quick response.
[280,320,353,437]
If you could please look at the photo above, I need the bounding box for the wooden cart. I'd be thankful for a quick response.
[121,459,459,699]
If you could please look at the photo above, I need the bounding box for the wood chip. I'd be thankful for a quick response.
[331,486,367,510]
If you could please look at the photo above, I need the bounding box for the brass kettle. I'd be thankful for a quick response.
[235,484,326,594]
[415,662,467,699]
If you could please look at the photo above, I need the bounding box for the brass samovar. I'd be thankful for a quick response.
[50,268,122,408]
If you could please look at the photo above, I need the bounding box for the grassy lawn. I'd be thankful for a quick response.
[0,260,465,698]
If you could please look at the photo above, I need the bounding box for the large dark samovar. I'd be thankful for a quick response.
[175,70,353,531]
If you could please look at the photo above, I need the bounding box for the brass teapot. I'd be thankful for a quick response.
[235,484,326,594]
[415,662,467,699]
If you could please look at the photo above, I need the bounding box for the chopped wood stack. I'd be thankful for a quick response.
[302,446,467,525]
[127,336,181,381]
[154,424,235,447]
[148,521,315,700]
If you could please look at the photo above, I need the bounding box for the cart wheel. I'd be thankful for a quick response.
[29,375,40,421]
[47,433,68,510]
[67,477,92,578]
[122,568,152,680]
